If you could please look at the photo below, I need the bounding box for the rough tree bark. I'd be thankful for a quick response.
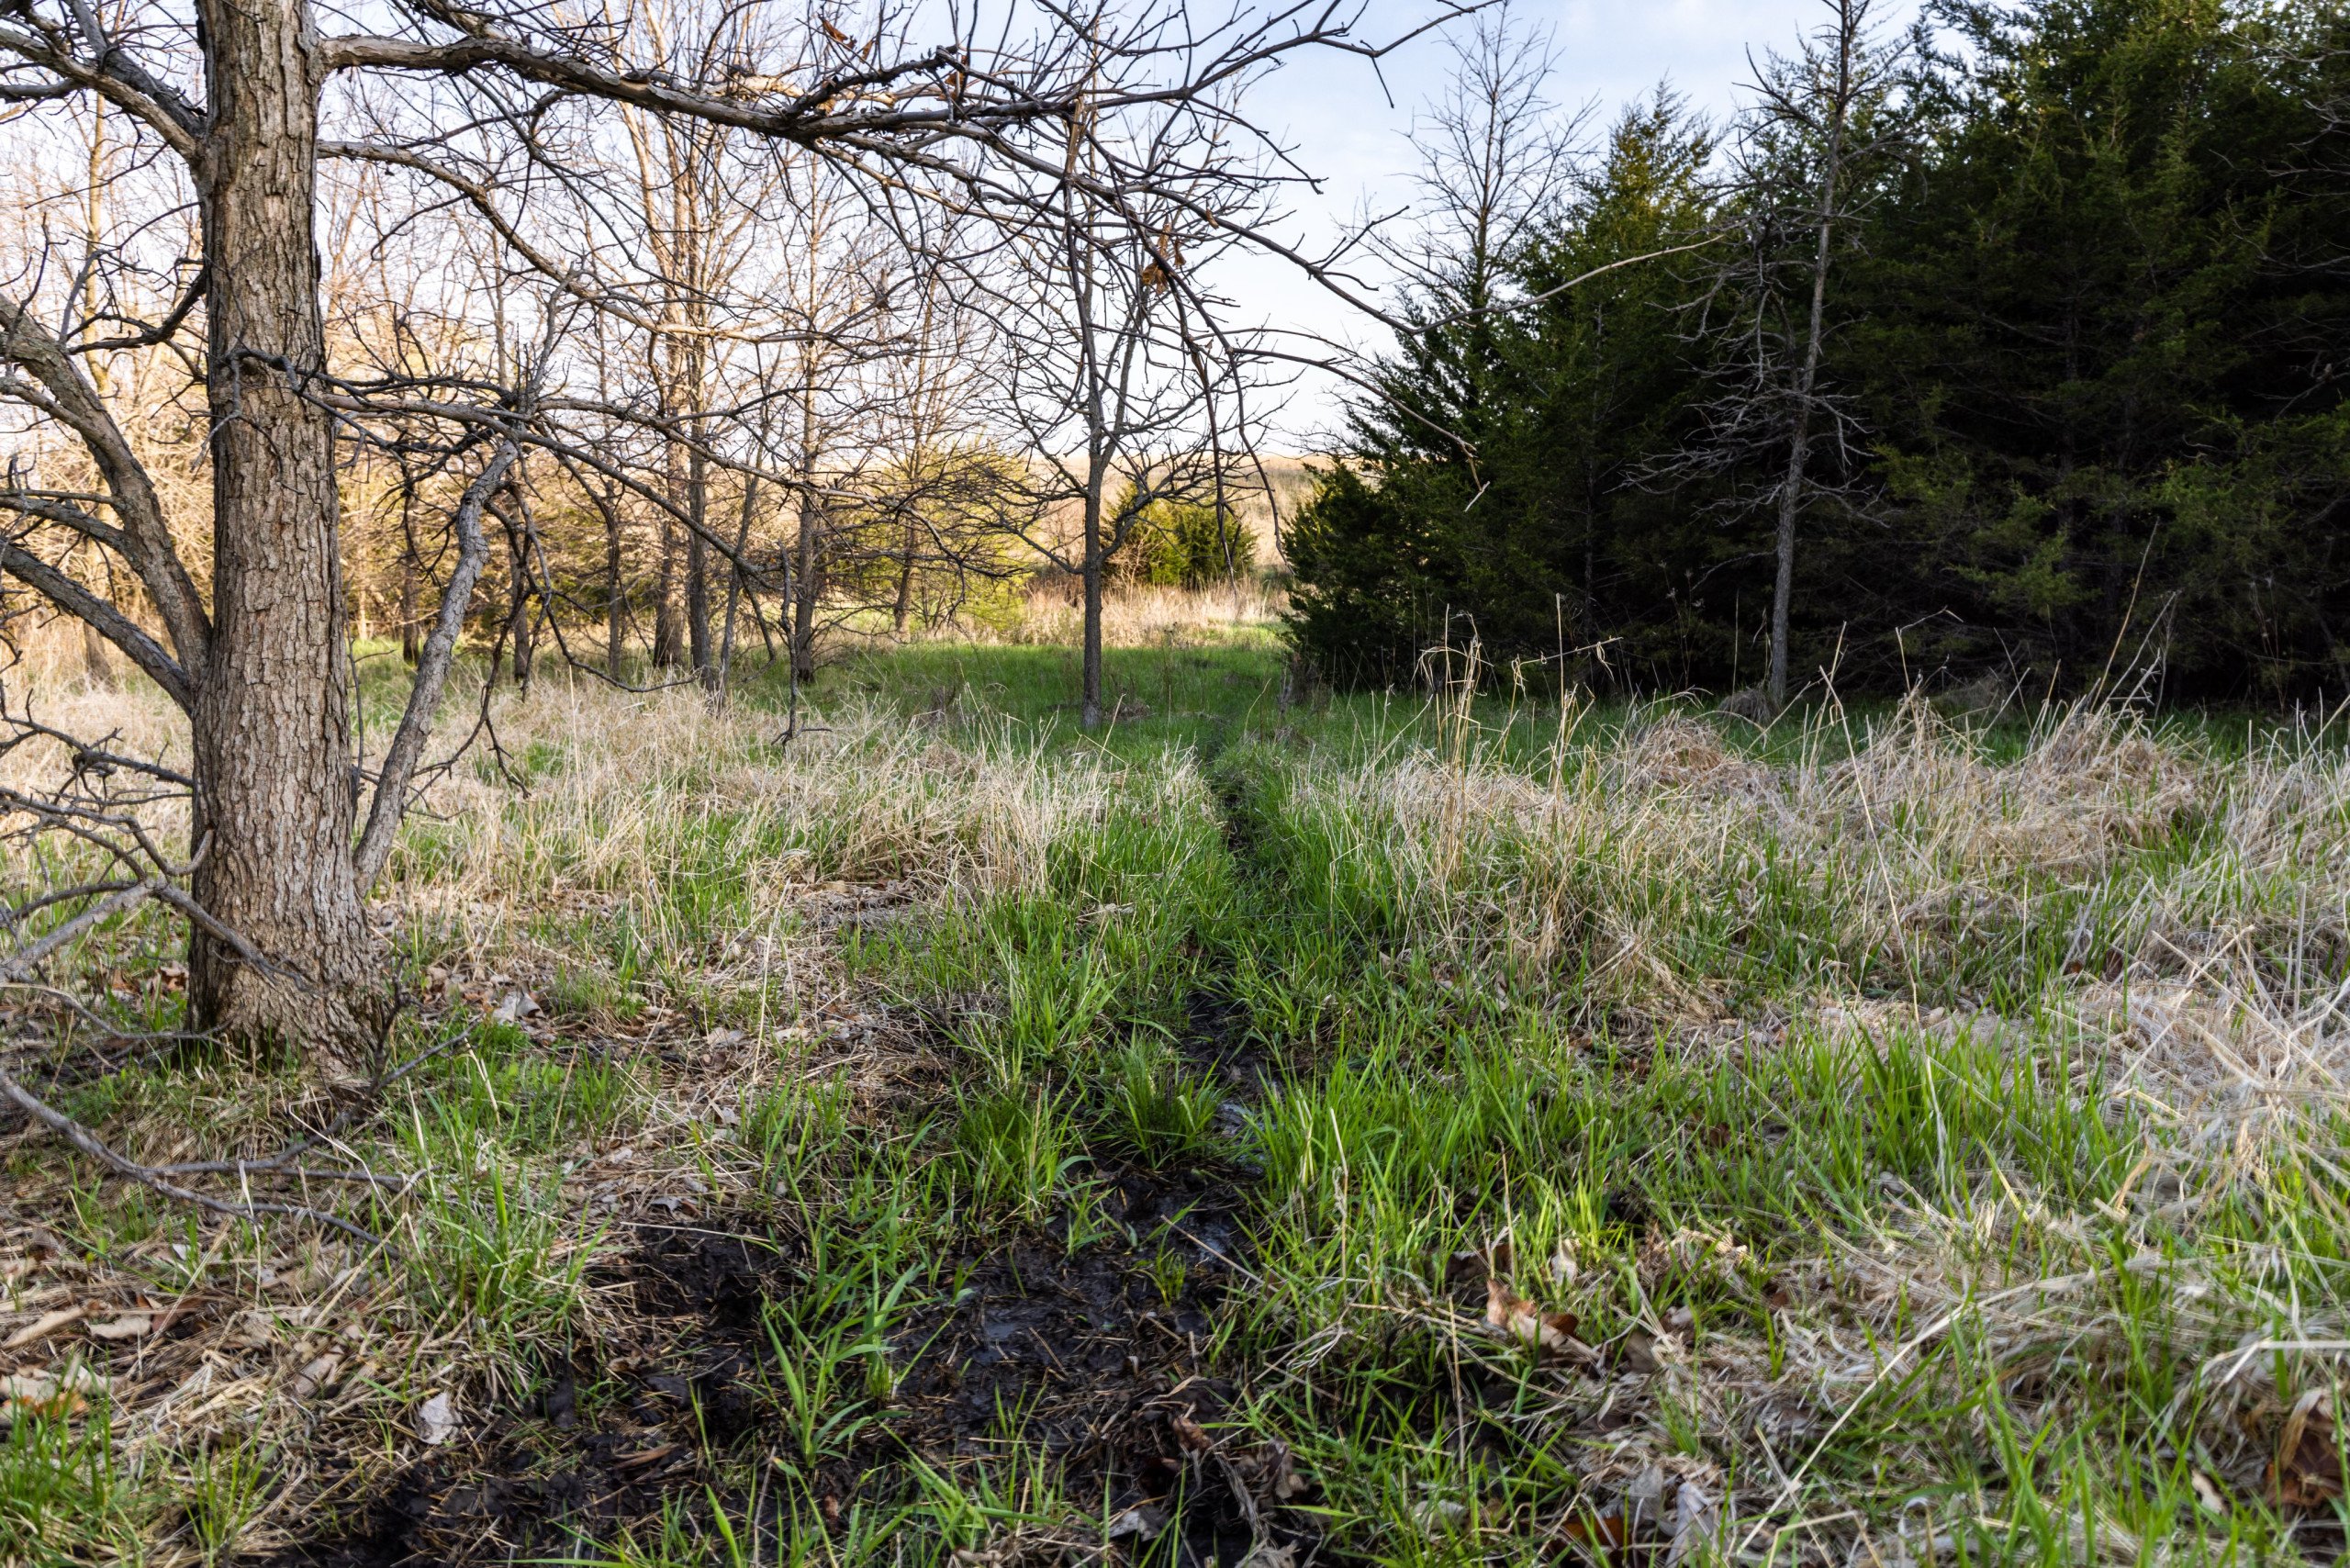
[686,439,713,686]
[185,0,377,1073]
[398,498,422,666]
[601,489,626,681]
[790,488,821,685]
[652,506,682,666]
[1080,524,1104,729]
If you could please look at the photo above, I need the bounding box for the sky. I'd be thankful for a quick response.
[1226,0,1918,439]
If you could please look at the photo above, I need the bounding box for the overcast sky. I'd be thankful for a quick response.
[1228,0,1919,439]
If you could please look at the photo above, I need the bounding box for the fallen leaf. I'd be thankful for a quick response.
[1665,1478,1719,1567]
[1484,1276,1582,1361]
[4,1305,84,1349]
[2191,1469,2230,1516]
[2270,1388,2344,1510]
[1169,1411,1214,1451]
[291,1352,342,1400]
[0,1363,107,1422]
[491,990,540,1023]
[1104,1504,1168,1541]
[87,1314,152,1341]
[613,1441,681,1471]
[1618,1326,1684,1373]
[1625,1463,1670,1523]
[1560,1509,1629,1563]
[416,1390,459,1446]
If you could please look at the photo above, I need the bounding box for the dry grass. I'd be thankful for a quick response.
[6,642,2350,1564]
[998,579,1286,648]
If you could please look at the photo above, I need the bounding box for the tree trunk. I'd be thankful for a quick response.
[892,519,917,637]
[397,501,421,666]
[716,474,757,688]
[507,524,534,693]
[1765,207,1836,709]
[790,491,820,686]
[1763,19,1850,710]
[1766,422,1806,707]
[604,492,625,682]
[687,441,713,688]
[187,0,377,1078]
[1080,490,1104,730]
[652,510,681,666]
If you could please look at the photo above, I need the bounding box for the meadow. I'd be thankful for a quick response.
[4,596,2348,1567]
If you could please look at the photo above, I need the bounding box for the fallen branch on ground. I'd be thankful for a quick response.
[0,1058,387,1247]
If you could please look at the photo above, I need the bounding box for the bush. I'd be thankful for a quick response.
[1113,496,1258,589]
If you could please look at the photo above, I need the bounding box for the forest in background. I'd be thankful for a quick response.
[1288,0,2350,705]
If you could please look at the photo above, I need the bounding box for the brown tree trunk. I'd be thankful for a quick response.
[398,500,421,666]
[507,525,534,694]
[892,546,916,637]
[652,510,681,667]
[686,441,713,688]
[186,0,377,1079]
[790,491,820,686]
[1080,488,1104,730]
[603,492,625,682]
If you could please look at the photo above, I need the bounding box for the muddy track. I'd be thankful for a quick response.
[276,747,1315,1566]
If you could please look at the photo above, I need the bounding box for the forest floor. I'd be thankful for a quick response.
[6,606,2350,1566]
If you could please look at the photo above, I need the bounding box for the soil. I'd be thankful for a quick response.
[267,1226,802,1566]
[273,1159,1311,1566]
[1173,985,1273,1096]
[274,805,1304,1564]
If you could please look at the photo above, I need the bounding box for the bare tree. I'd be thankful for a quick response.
[984,83,1278,727]
[1699,0,1911,707]
[1378,1,1585,319]
[0,0,1450,1072]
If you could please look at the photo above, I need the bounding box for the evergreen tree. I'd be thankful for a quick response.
[1292,0,2350,703]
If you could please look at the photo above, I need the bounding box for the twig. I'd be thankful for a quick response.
[0,879,161,983]
[0,1059,385,1247]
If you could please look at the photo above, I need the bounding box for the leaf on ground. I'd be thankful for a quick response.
[1103,1505,1168,1541]
[87,1314,152,1341]
[416,1390,459,1446]
[4,1305,84,1349]
[1484,1275,1583,1362]
[613,1441,682,1471]
[2270,1388,2344,1510]
[1560,1508,1630,1564]
[290,1352,342,1401]
[0,1363,107,1422]
[1226,1440,1310,1501]
[1169,1411,1214,1451]
[492,990,541,1023]
[1666,1478,1719,1567]
[1619,1325,1685,1374]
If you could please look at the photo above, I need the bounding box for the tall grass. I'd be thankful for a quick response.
[13,620,2350,1564]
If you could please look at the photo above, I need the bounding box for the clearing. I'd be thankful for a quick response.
[5,616,2349,1566]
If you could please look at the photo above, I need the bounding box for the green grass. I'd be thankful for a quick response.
[23,621,2350,1565]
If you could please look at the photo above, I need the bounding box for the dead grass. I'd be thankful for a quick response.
[6,651,2350,1564]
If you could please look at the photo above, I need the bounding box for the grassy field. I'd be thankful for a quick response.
[6,605,2350,1566]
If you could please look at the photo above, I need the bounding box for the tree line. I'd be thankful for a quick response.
[1287,0,2350,707]
[0,0,1390,1069]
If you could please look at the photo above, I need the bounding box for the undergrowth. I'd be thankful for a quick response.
[3,631,2348,1564]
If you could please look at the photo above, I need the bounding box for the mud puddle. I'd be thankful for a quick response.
[270,1226,799,1565]
[278,1158,1311,1566]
